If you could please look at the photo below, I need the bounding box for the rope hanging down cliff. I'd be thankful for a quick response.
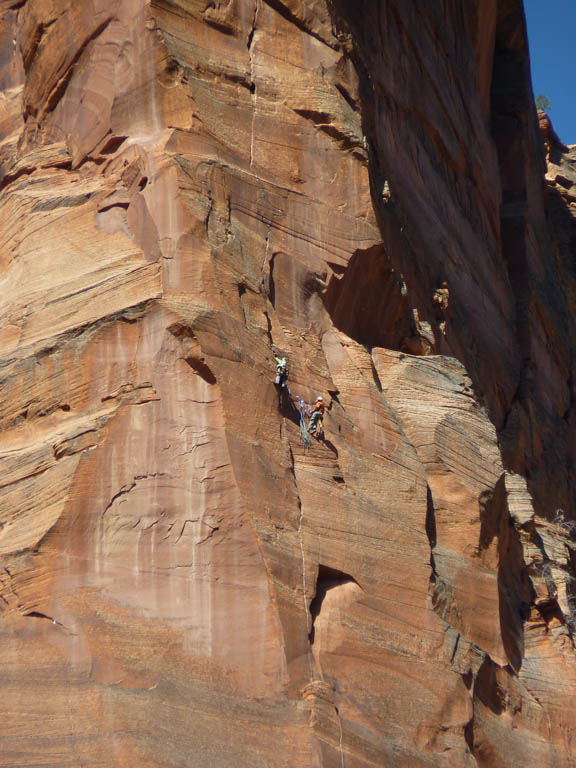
[274,355,324,449]
[297,395,311,451]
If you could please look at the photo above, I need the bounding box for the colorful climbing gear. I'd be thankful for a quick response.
[297,395,311,450]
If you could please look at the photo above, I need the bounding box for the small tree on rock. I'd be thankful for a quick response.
[536,94,552,111]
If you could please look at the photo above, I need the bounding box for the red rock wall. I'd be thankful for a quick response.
[1,1,575,766]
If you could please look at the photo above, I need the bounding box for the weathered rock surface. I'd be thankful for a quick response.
[0,0,575,766]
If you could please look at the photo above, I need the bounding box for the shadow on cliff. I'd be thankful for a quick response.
[427,477,532,674]
[327,0,576,524]
[324,243,412,350]
[308,565,360,645]
[478,476,532,673]
[168,323,217,385]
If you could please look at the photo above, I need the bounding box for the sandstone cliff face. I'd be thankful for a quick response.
[1,1,575,766]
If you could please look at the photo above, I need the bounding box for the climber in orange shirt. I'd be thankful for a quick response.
[308,396,325,437]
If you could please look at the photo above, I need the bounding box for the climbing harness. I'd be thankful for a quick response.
[309,416,324,441]
[297,395,311,451]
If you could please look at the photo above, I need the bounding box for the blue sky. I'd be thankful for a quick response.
[525,0,575,143]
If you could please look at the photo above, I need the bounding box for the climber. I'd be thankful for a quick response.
[275,356,289,388]
[433,281,449,311]
[308,396,325,438]
[432,280,449,336]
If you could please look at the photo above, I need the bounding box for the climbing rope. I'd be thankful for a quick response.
[296,395,311,452]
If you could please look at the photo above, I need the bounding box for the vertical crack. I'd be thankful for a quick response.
[425,484,437,575]
[464,715,475,759]
[335,704,345,768]
[248,0,260,169]
[369,350,382,392]
[262,306,274,347]
[289,445,310,633]
[262,222,272,294]
[266,241,275,305]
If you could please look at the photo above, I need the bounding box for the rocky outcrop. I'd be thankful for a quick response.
[1,1,575,766]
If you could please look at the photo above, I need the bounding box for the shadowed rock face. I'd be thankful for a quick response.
[0,1,575,766]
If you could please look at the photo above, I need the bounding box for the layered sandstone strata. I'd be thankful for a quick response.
[1,1,575,766]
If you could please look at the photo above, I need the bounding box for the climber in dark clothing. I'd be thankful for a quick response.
[275,356,289,388]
